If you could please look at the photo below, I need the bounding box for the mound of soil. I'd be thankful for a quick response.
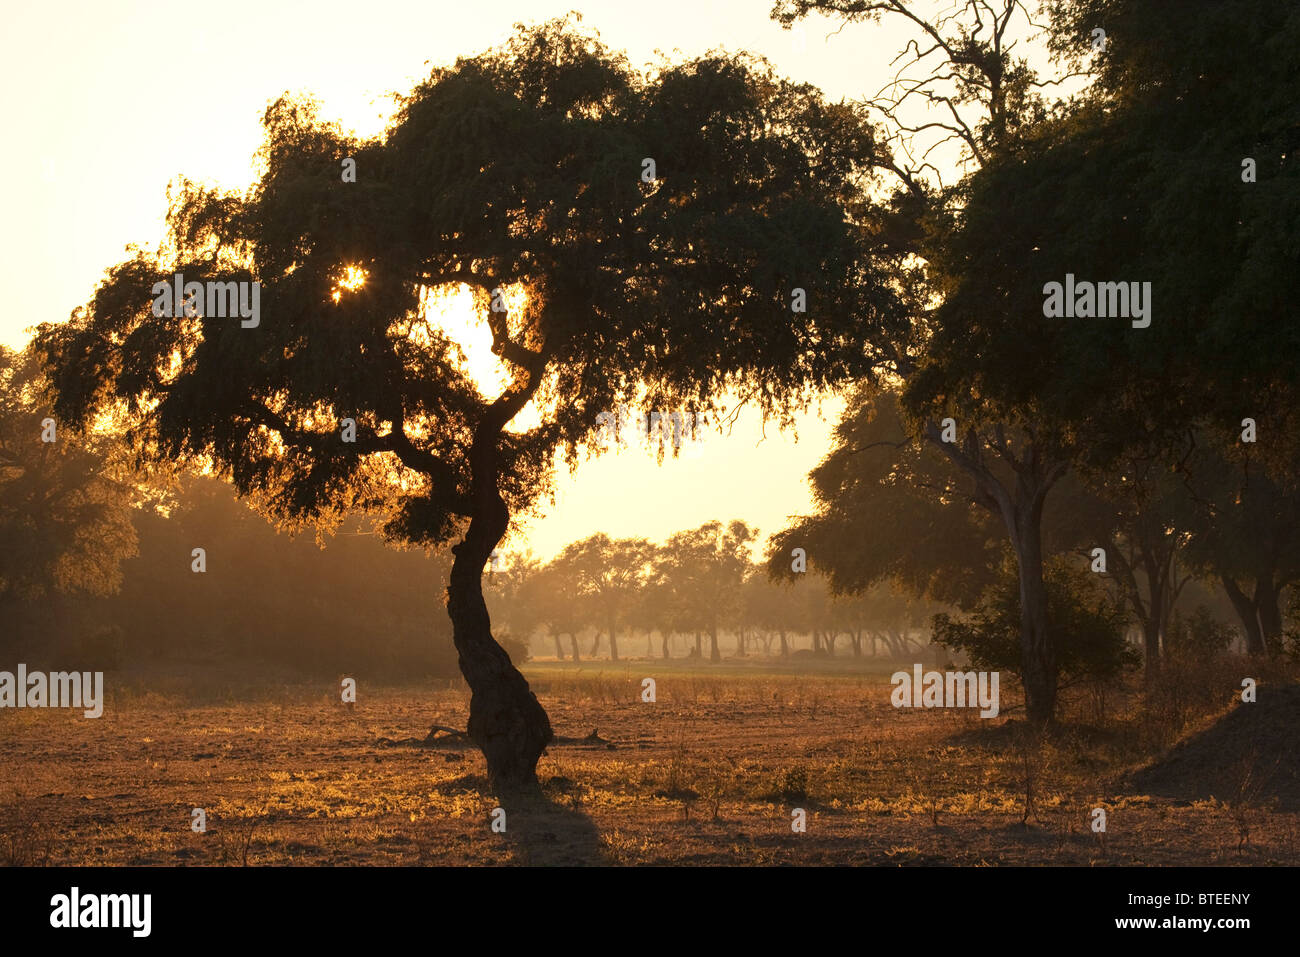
[1124,684,1300,810]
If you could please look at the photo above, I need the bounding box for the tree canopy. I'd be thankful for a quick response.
[33,18,903,786]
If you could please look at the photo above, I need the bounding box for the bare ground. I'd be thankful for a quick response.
[2,663,1296,866]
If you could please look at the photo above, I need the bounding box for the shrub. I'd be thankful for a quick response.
[931,555,1138,684]
[496,631,530,665]
[1165,605,1234,660]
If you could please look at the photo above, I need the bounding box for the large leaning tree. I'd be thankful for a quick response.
[34,20,902,787]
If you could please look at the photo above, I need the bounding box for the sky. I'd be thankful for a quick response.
[0,0,996,562]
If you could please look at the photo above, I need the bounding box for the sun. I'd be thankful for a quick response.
[330,265,369,303]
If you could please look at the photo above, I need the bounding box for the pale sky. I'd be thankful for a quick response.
[0,1,1035,561]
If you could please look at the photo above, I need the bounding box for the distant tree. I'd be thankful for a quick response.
[34,20,899,785]
[530,555,586,662]
[745,570,811,657]
[788,572,839,656]
[1065,463,1196,677]
[739,563,791,656]
[99,474,457,678]
[1180,435,1300,658]
[553,533,654,661]
[831,581,937,659]
[656,521,756,662]
[637,556,677,659]
[1164,605,1235,662]
[0,345,138,611]
[484,549,545,658]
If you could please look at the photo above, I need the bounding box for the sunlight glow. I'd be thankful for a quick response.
[330,264,369,303]
[417,282,542,438]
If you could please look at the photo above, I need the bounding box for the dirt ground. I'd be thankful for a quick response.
[2,661,1296,866]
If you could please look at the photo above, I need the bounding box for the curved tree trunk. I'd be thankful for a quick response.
[445,374,553,790]
[447,533,552,789]
[709,626,721,663]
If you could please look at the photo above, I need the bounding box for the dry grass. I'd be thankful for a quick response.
[0,661,1296,865]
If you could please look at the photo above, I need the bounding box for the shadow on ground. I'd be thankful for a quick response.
[495,782,607,865]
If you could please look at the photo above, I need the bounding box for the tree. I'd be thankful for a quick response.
[1087,463,1205,676]
[529,555,587,661]
[773,0,1300,722]
[932,555,1138,690]
[773,0,1096,723]
[0,345,138,613]
[768,387,1003,610]
[637,554,679,659]
[656,521,757,662]
[739,562,797,656]
[35,20,899,785]
[1164,605,1234,662]
[833,580,938,659]
[95,473,458,678]
[553,533,654,661]
[484,549,545,658]
[1180,436,1300,657]
[924,0,1300,678]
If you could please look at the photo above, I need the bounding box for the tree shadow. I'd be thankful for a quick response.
[494,781,607,866]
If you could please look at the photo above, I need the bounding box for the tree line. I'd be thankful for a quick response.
[485,522,940,664]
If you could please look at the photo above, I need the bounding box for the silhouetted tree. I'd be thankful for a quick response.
[1180,436,1300,657]
[34,20,899,785]
[484,549,545,658]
